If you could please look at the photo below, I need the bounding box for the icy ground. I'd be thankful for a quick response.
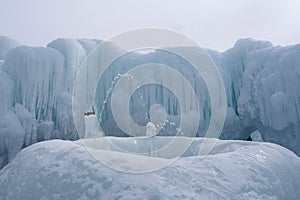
[0,137,299,200]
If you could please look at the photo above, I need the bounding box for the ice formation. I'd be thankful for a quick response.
[0,60,3,69]
[0,71,14,115]
[0,35,300,169]
[54,93,78,140]
[14,103,36,147]
[146,122,157,137]
[0,113,24,169]
[3,46,65,121]
[211,39,300,155]
[90,40,300,156]
[0,38,102,168]
[47,39,88,92]
[0,35,20,60]
[0,138,299,199]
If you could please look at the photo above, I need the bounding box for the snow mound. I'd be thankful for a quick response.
[0,138,299,199]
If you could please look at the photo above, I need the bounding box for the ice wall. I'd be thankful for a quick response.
[237,43,300,154]
[0,36,300,169]
[3,46,65,121]
[92,49,210,137]
[0,35,20,60]
[0,72,24,168]
[48,39,88,92]
[14,104,36,146]
[0,71,14,115]
[0,113,24,169]
[0,38,104,169]
[0,60,3,69]
[0,38,101,143]
[54,93,78,140]
[212,39,300,155]
[94,40,299,145]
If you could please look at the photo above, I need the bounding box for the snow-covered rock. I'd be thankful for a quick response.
[0,138,299,199]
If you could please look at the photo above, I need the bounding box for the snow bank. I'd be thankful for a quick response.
[0,138,299,199]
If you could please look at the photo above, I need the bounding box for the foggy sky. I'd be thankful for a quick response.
[0,0,299,51]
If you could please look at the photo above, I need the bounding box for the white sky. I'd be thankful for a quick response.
[0,0,299,51]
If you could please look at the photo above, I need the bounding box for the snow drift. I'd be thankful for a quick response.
[0,138,299,199]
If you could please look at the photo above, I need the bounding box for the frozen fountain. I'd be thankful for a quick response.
[146,121,157,156]
[146,104,168,156]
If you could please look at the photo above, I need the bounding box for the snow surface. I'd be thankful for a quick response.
[0,138,299,200]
